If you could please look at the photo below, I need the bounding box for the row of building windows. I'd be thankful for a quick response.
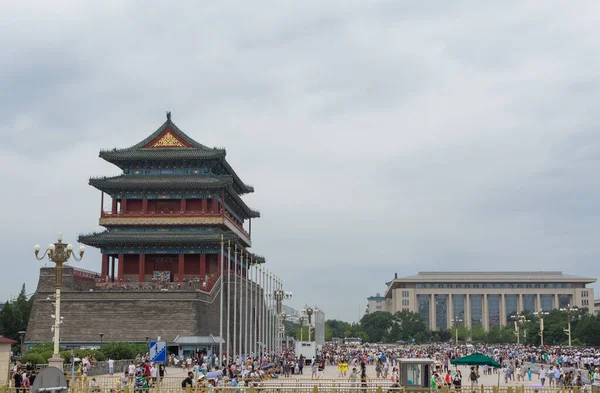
[402,290,409,297]
[582,291,589,297]
[417,293,573,330]
[401,299,409,306]
[127,168,210,175]
[414,282,573,289]
[582,299,590,306]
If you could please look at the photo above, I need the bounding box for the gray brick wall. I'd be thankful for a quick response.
[26,268,265,349]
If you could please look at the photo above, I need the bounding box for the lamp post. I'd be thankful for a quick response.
[281,312,287,351]
[452,317,462,345]
[511,315,529,344]
[99,333,104,347]
[18,331,26,357]
[299,316,305,341]
[560,304,578,347]
[533,310,549,346]
[306,307,314,342]
[270,288,292,353]
[34,233,85,370]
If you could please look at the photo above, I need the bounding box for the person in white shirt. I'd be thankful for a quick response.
[108,358,115,376]
[539,365,547,386]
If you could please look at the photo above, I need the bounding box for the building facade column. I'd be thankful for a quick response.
[180,198,187,212]
[518,294,524,313]
[111,199,117,214]
[483,294,489,331]
[537,294,542,312]
[142,198,148,212]
[101,254,109,279]
[465,294,471,328]
[448,293,454,328]
[138,254,145,282]
[200,254,207,281]
[117,253,124,280]
[430,294,436,331]
[178,254,185,282]
[211,199,218,213]
[111,256,115,282]
[554,293,559,309]
[121,198,127,213]
[500,294,506,327]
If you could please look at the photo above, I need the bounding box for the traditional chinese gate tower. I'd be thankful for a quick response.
[79,113,261,287]
[26,114,266,349]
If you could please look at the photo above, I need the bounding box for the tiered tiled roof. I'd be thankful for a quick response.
[98,118,254,194]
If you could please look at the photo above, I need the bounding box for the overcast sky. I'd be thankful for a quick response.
[1,1,599,322]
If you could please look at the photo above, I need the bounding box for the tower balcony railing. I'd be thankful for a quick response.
[100,209,251,239]
[93,275,220,292]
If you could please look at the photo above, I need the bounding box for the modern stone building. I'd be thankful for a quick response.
[366,293,385,314]
[382,272,596,331]
[595,298,600,315]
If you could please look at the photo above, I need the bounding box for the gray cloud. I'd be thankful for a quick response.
[1,1,599,320]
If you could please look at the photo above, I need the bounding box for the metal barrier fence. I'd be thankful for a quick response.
[2,377,593,393]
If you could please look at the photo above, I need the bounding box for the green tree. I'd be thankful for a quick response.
[387,310,430,343]
[325,320,351,339]
[0,284,35,353]
[359,312,395,343]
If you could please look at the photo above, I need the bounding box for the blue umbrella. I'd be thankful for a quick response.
[206,370,223,379]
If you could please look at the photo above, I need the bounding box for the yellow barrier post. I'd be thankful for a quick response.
[312,385,319,393]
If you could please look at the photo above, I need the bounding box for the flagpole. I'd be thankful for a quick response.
[249,257,254,357]
[244,252,249,359]
[233,245,238,364]
[237,249,243,360]
[219,235,224,363]
[226,241,231,366]
[267,271,272,355]
[260,266,265,357]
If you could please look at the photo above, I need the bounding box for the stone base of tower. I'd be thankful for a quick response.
[25,267,259,348]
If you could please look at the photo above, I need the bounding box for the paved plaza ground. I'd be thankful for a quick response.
[95,363,563,387]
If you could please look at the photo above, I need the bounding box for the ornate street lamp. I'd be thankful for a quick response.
[511,315,530,344]
[34,233,85,370]
[299,316,305,341]
[533,310,549,346]
[99,333,104,346]
[560,304,578,347]
[451,317,462,345]
[306,307,314,342]
[18,331,26,357]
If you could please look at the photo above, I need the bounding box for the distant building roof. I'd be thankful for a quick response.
[385,271,597,299]
[395,271,595,283]
[0,336,17,344]
[172,335,224,345]
[368,293,384,301]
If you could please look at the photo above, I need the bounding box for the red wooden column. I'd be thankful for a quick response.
[110,257,115,282]
[178,254,185,282]
[121,199,128,213]
[201,199,208,212]
[138,254,145,282]
[101,254,109,279]
[117,254,125,280]
[180,198,187,212]
[199,254,207,280]
[142,198,148,213]
[111,199,117,214]
[211,199,218,213]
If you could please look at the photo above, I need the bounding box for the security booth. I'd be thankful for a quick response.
[172,335,224,357]
[397,358,435,388]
